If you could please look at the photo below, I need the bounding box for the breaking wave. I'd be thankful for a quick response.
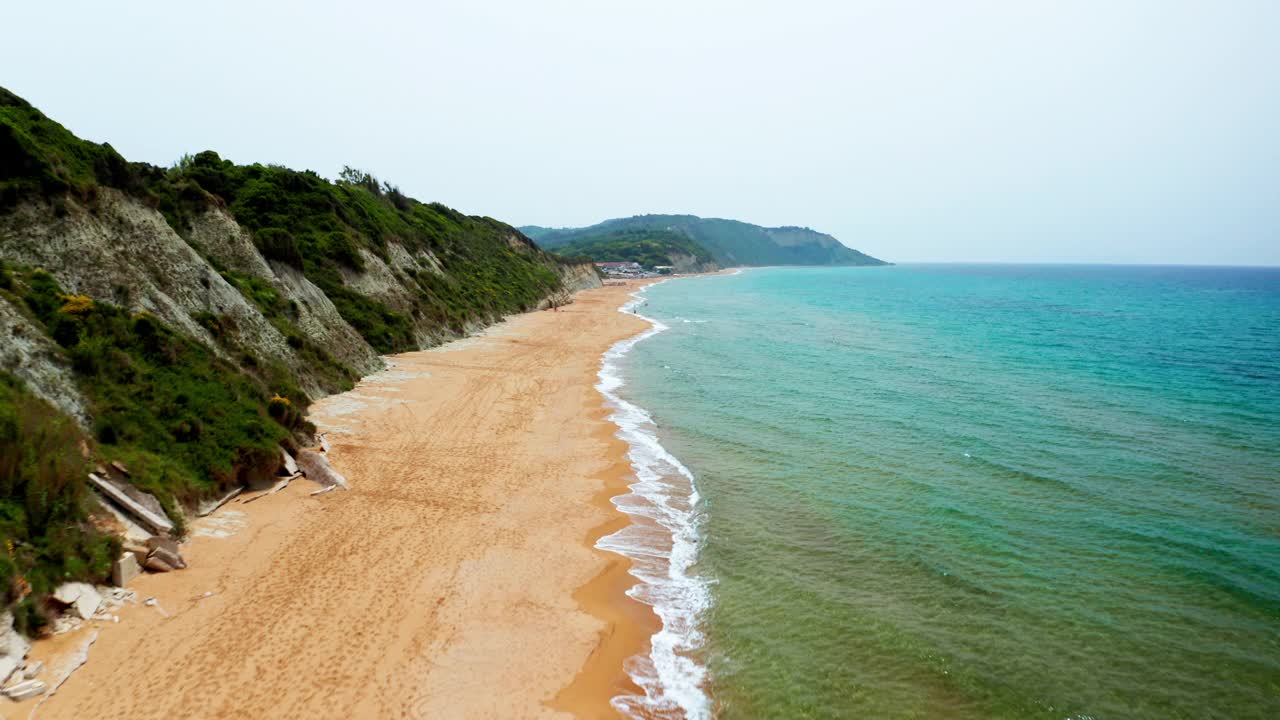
[596,282,713,720]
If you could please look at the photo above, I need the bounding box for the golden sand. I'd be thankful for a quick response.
[20,281,656,719]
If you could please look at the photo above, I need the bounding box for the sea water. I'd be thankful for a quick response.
[601,265,1280,719]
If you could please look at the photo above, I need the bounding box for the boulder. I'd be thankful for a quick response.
[143,554,177,573]
[146,536,186,569]
[92,493,153,544]
[87,473,174,535]
[0,611,29,659]
[3,678,47,701]
[296,449,349,490]
[112,552,142,587]
[50,582,86,604]
[147,545,185,571]
[280,447,299,476]
[146,535,180,553]
[77,587,103,620]
[123,541,150,558]
[22,659,43,679]
[0,656,18,687]
[52,582,103,620]
[101,459,168,519]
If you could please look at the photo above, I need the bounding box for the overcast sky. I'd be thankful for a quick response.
[4,1,1278,264]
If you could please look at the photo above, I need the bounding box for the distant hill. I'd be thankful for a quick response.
[519,226,561,242]
[522,214,888,267]
[549,228,719,273]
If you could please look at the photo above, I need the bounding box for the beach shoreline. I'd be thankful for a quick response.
[14,280,667,719]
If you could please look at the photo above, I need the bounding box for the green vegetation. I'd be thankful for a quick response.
[0,373,119,635]
[23,270,293,493]
[524,214,888,267]
[171,155,565,350]
[0,265,317,627]
[0,87,595,635]
[215,268,357,394]
[0,87,132,208]
[3,268,305,531]
[1,86,578,356]
[0,87,213,227]
[549,228,715,270]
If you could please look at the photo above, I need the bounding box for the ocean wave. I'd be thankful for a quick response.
[597,282,714,720]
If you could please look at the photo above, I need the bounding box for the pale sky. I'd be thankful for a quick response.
[3,1,1278,264]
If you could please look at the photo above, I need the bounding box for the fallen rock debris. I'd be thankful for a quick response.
[2,678,45,701]
[111,552,141,587]
[295,449,349,490]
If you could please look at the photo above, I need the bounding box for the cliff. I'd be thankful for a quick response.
[0,86,598,635]
[0,86,599,412]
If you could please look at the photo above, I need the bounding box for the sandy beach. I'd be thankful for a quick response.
[16,281,658,719]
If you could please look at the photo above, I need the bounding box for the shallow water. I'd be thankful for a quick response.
[615,265,1280,719]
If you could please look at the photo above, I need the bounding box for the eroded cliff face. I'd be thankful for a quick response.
[0,294,87,426]
[0,190,600,411]
[0,191,340,400]
[0,191,266,357]
[667,252,719,274]
[185,206,383,380]
[558,261,602,293]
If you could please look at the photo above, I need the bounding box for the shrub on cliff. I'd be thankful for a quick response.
[13,269,292,507]
[1,85,576,359]
[254,227,305,269]
[0,373,119,634]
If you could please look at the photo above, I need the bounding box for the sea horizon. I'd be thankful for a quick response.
[4,2,1277,716]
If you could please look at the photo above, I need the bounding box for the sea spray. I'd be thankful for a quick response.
[596,282,714,720]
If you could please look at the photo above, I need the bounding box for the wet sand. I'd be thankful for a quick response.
[21,281,658,719]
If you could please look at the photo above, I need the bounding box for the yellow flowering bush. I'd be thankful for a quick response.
[56,293,94,315]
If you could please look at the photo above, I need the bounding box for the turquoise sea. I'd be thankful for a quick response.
[601,265,1280,719]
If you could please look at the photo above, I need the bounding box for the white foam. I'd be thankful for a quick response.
[596,282,714,720]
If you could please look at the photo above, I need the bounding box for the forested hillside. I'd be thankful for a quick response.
[524,214,887,267]
[548,228,719,273]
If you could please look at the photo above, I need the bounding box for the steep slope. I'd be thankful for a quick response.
[0,86,599,632]
[0,370,118,635]
[523,214,888,267]
[0,86,598,398]
[550,228,719,273]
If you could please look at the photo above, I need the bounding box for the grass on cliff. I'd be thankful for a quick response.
[2,260,323,632]
[3,85,577,355]
[0,373,120,635]
[210,269,357,395]
[0,87,211,224]
[6,268,303,518]
[0,87,127,207]
[175,154,564,349]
